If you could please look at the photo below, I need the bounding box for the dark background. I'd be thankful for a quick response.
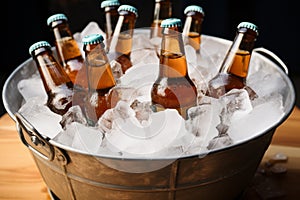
[2,0,299,116]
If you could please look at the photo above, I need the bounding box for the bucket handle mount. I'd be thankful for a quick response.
[15,112,55,161]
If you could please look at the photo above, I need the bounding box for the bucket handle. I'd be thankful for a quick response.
[15,112,55,161]
[253,47,289,75]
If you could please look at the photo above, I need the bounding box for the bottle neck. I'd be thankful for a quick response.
[110,13,136,55]
[219,31,256,79]
[51,22,83,65]
[33,48,73,92]
[153,1,172,21]
[104,6,119,40]
[84,43,116,91]
[159,27,189,78]
[183,12,204,36]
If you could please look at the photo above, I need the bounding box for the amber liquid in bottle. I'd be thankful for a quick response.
[115,33,133,72]
[187,32,201,52]
[87,61,116,121]
[55,37,85,83]
[151,52,197,119]
[34,49,74,116]
[207,47,256,99]
[84,40,116,124]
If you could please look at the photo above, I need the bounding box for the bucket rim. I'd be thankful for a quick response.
[2,34,296,161]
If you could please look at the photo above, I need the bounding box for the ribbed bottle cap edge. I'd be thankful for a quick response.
[29,41,51,55]
[160,18,182,28]
[237,22,258,33]
[47,13,68,26]
[118,5,138,17]
[82,34,104,45]
[101,0,120,8]
[184,5,204,15]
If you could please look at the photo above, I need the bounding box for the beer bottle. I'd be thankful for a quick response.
[151,18,198,119]
[100,0,120,51]
[47,13,85,87]
[206,22,259,99]
[109,5,138,73]
[182,5,205,53]
[82,34,116,125]
[29,41,73,116]
[150,0,172,39]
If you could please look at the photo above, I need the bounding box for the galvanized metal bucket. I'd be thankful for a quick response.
[2,33,296,200]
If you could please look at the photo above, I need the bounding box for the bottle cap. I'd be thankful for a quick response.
[29,41,51,55]
[82,34,104,45]
[237,22,258,34]
[184,5,205,15]
[101,0,120,8]
[118,5,138,17]
[160,18,182,28]
[47,13,68,26]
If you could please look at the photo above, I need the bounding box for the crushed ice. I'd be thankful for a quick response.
[16,24,287,158]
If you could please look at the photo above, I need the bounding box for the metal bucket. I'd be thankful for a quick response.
[2,34,296,200]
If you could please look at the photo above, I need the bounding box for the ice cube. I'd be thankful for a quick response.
[17,73,47,103]
[206,132,233,150]
[96,100,136,133]
[105,109,188,155]
[110,60,123,83]
[185,103,213,137]
[18,96,63,139]
[247,65,287,98]
[228,93,284,142]
[60,105,87,130]
[74,21,106,55]
[219,88,253,123]
[131,47,159,66]
[54,122,103,154]
[130,100,153,125]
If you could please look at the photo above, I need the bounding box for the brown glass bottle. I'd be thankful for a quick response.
[47,13,86,88]
[151,18,198,119]
[182,5,205,53]
[109,5,138,73]
[206,22,259,99]
[29,41,73,116]
[101,0,120,51]
[82,34,116,125]
[150,0,172,39]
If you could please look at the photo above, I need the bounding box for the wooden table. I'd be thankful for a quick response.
[0,107,299,200]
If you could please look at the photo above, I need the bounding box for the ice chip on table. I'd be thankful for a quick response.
[18,96,62,139]
[53,122,103,154]
[17,73,47,103]
[60,105,87,130]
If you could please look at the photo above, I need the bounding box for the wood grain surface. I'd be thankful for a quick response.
[0,107,299,200]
